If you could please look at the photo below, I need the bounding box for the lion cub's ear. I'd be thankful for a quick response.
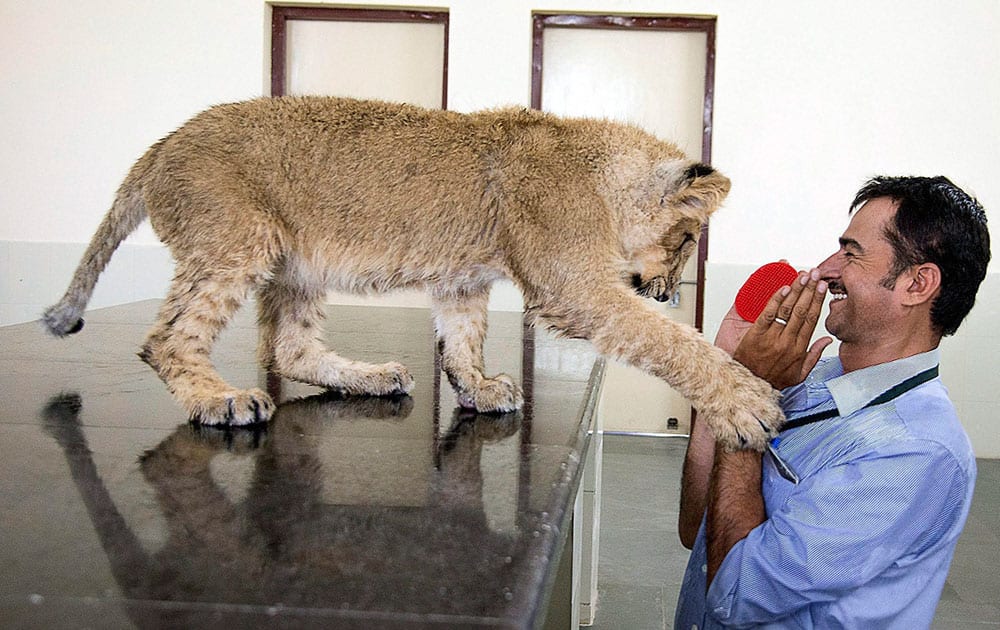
[660,162,732,222]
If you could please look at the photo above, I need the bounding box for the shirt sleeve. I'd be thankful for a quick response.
[705,442,966,627]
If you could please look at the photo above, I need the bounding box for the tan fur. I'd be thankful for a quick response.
[42,96,781,451]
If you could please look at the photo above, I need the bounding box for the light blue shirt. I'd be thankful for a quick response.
[675,349,976,629]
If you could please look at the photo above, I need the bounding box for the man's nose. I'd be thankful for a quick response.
[817,252,840,280]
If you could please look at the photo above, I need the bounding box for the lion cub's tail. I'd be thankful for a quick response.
[41,148,156,337]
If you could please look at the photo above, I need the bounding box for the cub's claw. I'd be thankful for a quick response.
[190,388,275,426]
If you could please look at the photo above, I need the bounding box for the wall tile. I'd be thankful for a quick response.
[6,241,85,305]
[960,273,999,338]
[0,241,173,327]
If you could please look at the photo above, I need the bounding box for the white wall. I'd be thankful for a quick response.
[2,0,997,454]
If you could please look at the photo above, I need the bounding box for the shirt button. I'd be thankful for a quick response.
[701,564,707,573]
[692,625,699,630]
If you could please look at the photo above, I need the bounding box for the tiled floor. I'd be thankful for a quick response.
[589,435,1000,629]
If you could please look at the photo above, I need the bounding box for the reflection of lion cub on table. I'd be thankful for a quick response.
[43,96,781,450]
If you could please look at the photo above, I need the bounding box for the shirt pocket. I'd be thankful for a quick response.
[763,451,798,514]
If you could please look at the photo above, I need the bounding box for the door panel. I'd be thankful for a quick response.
[539,22,712,434]
[541,28,706,159]
[285,20,445,108]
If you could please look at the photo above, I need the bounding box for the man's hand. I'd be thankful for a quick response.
[733,268,831,390]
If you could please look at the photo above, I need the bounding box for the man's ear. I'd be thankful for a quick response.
[901,262,942,306]
[665,162,731,221]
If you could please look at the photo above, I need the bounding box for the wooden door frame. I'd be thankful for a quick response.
[270,5,450,108]
[530,13,717,331]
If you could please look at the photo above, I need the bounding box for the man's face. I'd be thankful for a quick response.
[817,197,907,345]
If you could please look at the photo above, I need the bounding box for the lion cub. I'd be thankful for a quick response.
[43,96,781,451]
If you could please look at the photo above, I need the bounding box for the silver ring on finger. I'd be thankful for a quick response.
[774,317,788,326]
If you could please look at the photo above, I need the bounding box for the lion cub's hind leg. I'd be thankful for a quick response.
[432,287,523,413]
[257,269,413,398]
[140,263,275,426]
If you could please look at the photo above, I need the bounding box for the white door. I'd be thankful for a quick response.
[538,22,711,434]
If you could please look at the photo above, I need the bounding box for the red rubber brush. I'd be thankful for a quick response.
[734,261,799,322]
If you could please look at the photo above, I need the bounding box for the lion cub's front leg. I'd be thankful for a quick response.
[432,289,524,413]
[553,286,783,451]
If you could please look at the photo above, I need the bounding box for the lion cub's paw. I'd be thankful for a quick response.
[711,401,783,453]
[190,388,275,426]
[700,363,784,452]
[343,362,414,397]
[457,374,524,414]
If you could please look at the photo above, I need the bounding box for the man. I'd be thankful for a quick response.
[675,176,991,628]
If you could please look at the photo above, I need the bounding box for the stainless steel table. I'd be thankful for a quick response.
[0,300,603,629]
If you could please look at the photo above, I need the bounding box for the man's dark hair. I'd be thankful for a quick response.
[851,176,991,337]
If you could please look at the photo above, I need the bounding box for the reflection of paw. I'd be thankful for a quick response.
[187,422,269,453]
[40,392,85,448]
[699,362,783,452]
[189,388,274,426]
[454,408,522,441]
[42,392,83,420]
[440,410,522,455]
[343,362,414,397]
[140,423,267,478]
[456,374,524,413]
[286,390,415,421]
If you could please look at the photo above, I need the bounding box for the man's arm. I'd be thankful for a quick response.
[678,304,751,548]
[678,412,715,548]
[706,448,764,586]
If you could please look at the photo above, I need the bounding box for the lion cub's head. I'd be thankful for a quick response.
[630,216,702,301]
[626,163,730,302]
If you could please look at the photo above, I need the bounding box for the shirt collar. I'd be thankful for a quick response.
[825,348,941,416]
